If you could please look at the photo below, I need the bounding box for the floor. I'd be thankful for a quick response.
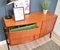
[9,33,60,50]
[33,40,60,50]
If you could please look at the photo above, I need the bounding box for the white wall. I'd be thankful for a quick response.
[54,0,60,36]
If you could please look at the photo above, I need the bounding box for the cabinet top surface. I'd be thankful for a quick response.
[3,12,57,27]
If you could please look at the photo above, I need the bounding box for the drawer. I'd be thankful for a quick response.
[9,27,40,39]
[9,23,41,38]
[8,22,41,45]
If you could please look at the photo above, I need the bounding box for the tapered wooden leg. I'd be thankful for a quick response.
[50,32,52,38]
[6,40,10,50]
[3,28,10,50]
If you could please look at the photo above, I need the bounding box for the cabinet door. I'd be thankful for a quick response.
[46,17,56,33]
[40,16,57,37]
[40,21,48,37]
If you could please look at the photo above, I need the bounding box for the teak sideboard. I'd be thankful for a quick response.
[3,12,57,45]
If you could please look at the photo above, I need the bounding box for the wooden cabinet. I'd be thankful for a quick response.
[3,12,57,45]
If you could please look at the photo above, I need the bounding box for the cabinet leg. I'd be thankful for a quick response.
[7,44,10,50]
[6,40,10,50]
[6,38,10,50]
[50,32,52,38]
